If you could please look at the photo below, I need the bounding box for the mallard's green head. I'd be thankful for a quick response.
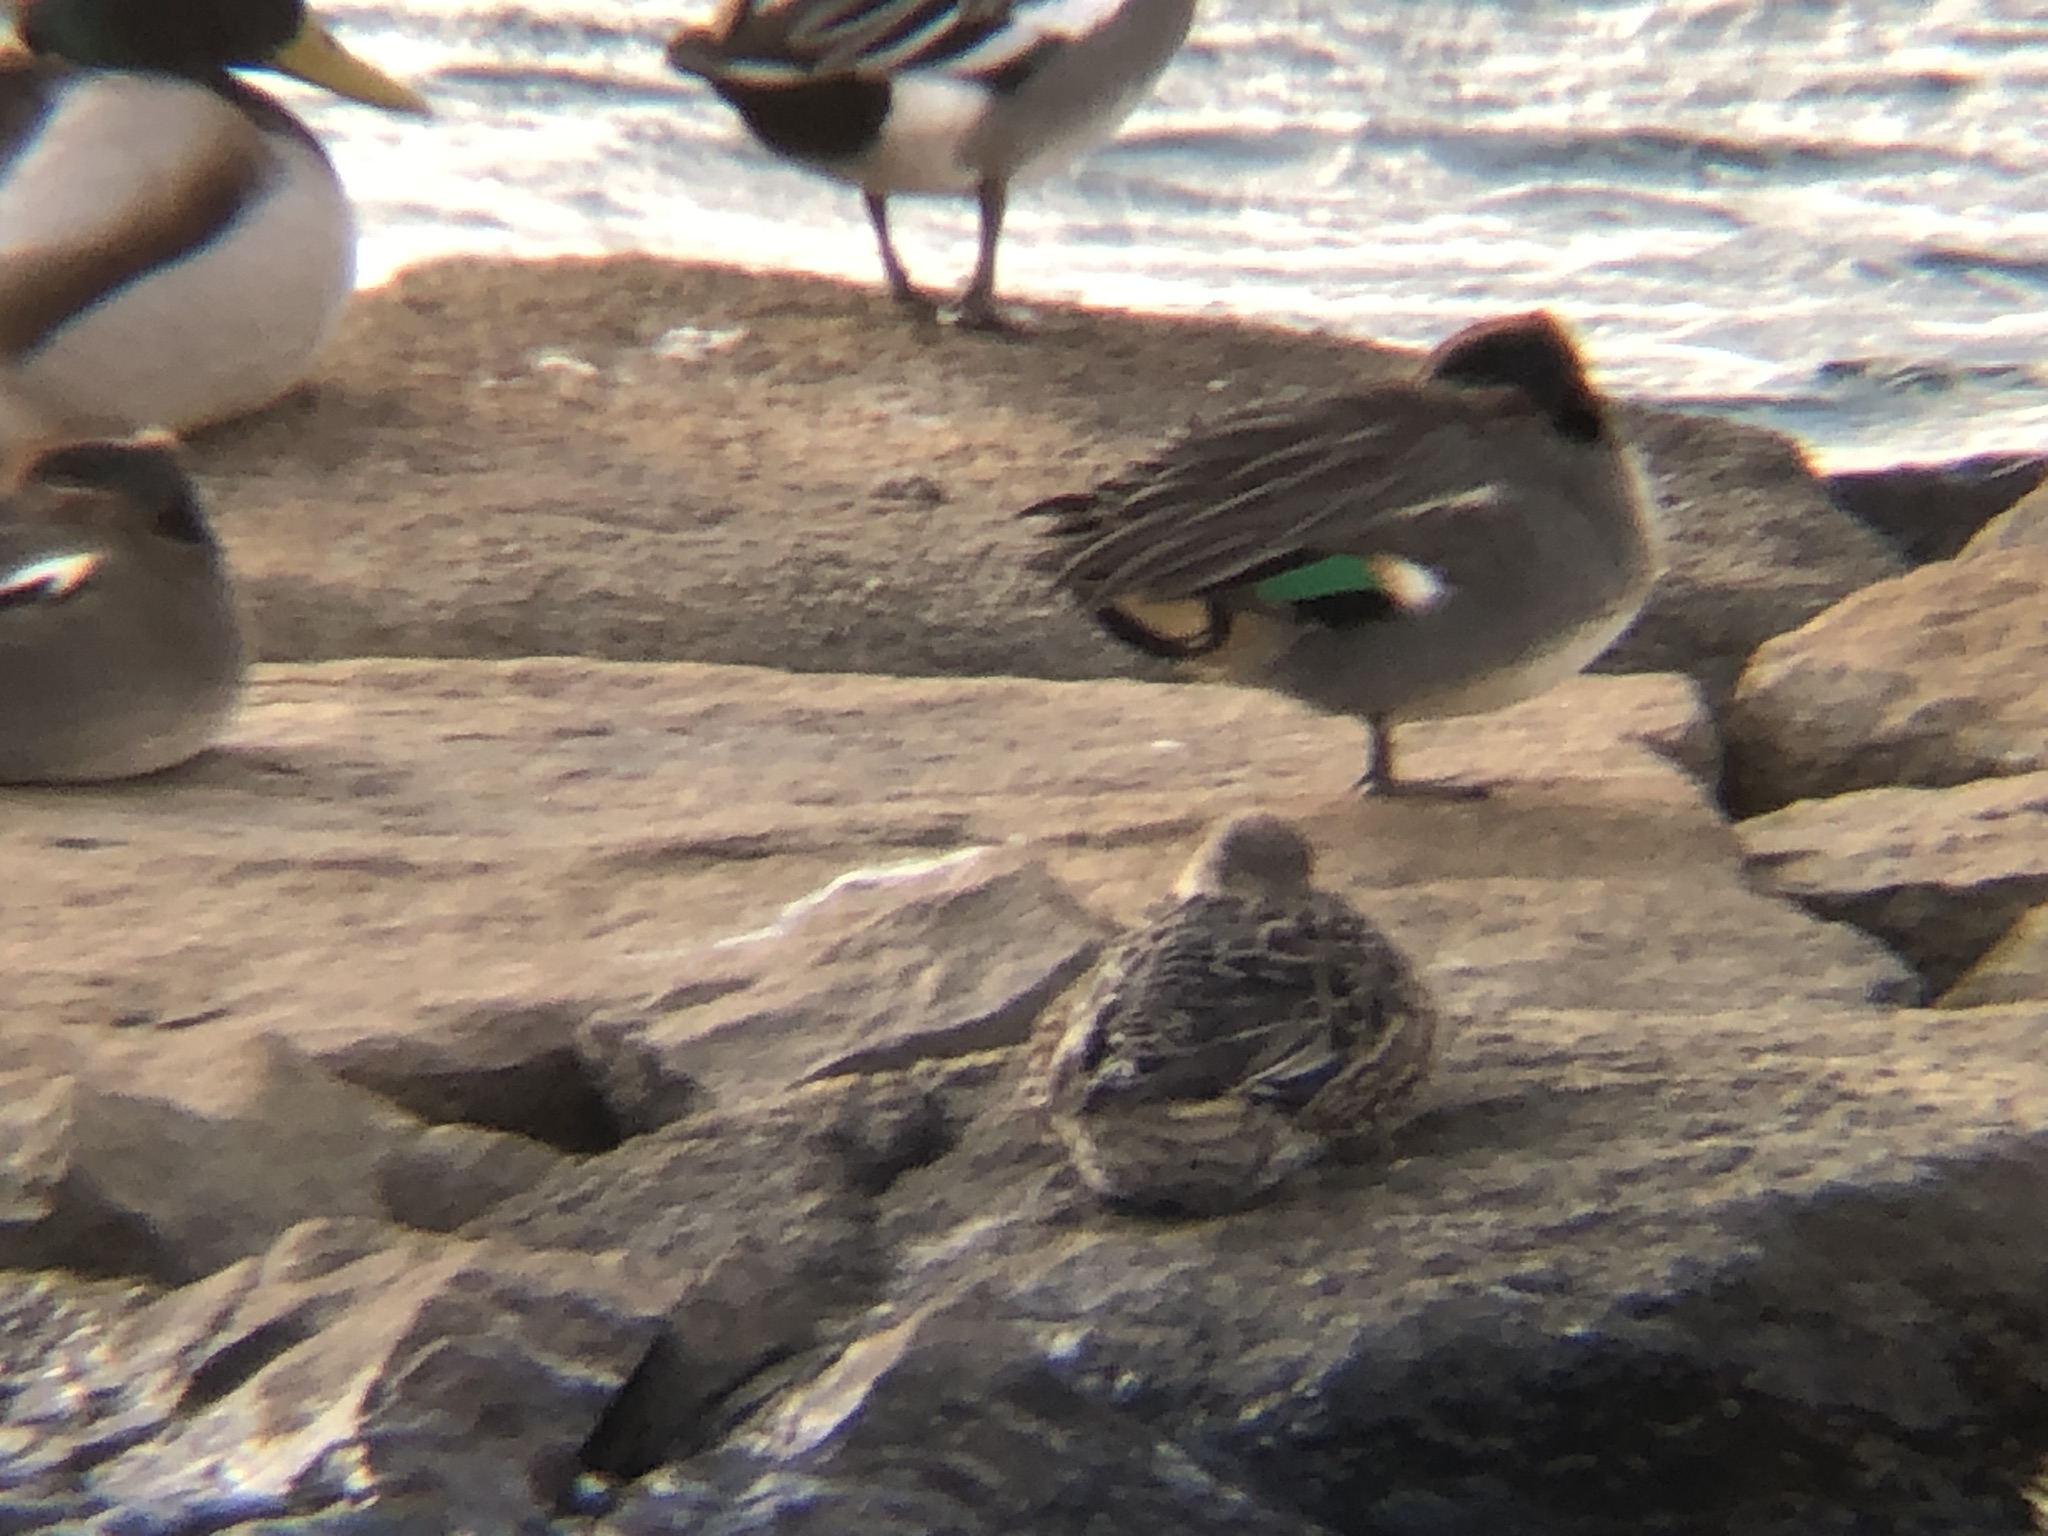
[12,0,428,112]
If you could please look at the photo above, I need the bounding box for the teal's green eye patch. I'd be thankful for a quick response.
[1251,553,1376,604]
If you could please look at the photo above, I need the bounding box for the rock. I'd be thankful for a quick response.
[1738,773,2048,994]
[1593,406,1906,699]
[316,1000,624,1154]
[0,1267,152,1517]
[1722,551,2048,814]
[1371,874,1915,1016]
[2,662,1918,1109]
[603,1303,1319,1536]
[0,656,1973,1530]
[583,855,1110,1132]
[859,1001,2048,1533]
[8,1218,668,1531]
[0,661,1911,1136]
[1823,453,2048,564]
[0,1041,422,1284]
[373,1122,570,1233]
[0,663,1792,1146]
[466,1072,958,1471]
[0,1038,565,1284]
[1938,903,2048,1008]
[1957,476,2048,560]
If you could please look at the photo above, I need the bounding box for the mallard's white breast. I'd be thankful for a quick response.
[0,71,353,445]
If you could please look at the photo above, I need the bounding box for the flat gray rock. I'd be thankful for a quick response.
[1724,550,2048,813]
[586,855,1110,1132]
[1738,772,2048,993]
[0,1042,422,1284]
[0,662,1782,1158]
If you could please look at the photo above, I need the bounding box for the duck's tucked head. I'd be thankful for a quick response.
[11,437,215,557]
[34,436,206,526]
[1,438,208,607]
[1424,311,1606,445]
[1177,813,1316,900]
[15,0,429,112]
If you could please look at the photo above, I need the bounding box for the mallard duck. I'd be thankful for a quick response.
[666,0,1198,331]
[1025,311,1662,796]
[0,437,242,782]
[0,0,429,477]
[1044,812,1439,1215]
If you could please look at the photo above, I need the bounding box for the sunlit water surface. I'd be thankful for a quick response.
[298,0,2048,470]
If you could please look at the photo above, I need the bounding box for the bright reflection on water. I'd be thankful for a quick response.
[297,0,2048,469]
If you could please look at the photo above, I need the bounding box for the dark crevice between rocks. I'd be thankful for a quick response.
[580,1334,813,1483]
[1251,1147,2048,1536]
[839,1112,957,1200]
[1769,880,2041,1003]
[335,1031,625,1154]
[176,1317,314,1415]
[573,1098,943,1485]
[822,1083,967,1199]
[10,1173,179,1285]
[1822,456,2047,565]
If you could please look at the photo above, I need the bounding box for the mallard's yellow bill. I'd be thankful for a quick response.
[270,17,430,115]
[0,14,27,62]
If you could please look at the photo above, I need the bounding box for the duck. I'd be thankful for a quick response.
[666,0,1198,331]
[0,436,243,783]
[0,0,429,478]
[1043,813,1439,1215]
[1023,311,1662,796]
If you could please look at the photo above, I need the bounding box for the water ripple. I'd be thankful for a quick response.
[315,0,2048,469]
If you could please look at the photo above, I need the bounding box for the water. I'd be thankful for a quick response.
[292,0,2048,471]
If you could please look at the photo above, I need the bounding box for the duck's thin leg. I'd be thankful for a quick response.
[954,179,1019,333]
[865,192,936,317]
[1354,715,1489,800]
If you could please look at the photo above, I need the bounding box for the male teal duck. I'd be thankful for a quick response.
[1044,813,1439,1215]
[1025,312,1662,796]
[0,0,428,476]
[0,437,242,782]
[667,0,1198,330]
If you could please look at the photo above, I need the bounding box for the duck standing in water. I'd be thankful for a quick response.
[667,0,1198,330]
[1026,312,1662,796]
[0,437,242,783]
[1044,813,1440,1215]
[0,0,429,474]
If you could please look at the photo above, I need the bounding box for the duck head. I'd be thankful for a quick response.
[1,436,219,601]
[1424,310,1606,444]
[1175,812,1317,901]
[11,0,428,111]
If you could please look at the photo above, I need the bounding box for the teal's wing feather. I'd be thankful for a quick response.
[1025,386,1562,604]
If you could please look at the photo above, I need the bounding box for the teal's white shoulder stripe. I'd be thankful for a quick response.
[0,549,98,601]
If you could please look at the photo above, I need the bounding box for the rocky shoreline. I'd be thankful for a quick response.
[5,257,2048,1534]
